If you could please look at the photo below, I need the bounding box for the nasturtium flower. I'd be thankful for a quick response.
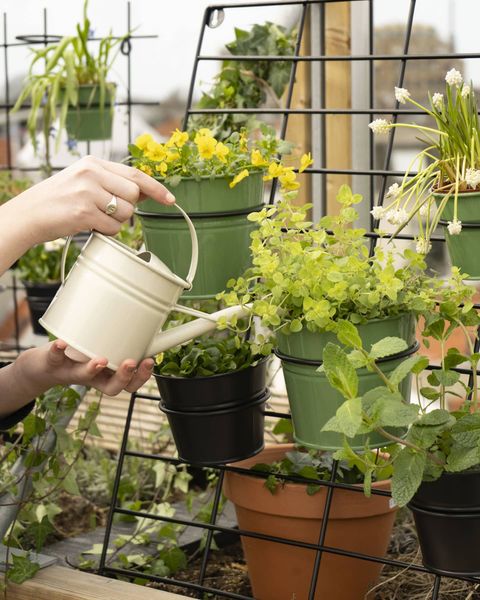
[135,133,154,150]
[215,142,230,163]
[263,162,285,181]
[196,135,217,160]
[229,169,249,188]
[251,149,268,167]
[167,129,189,148]
[279,168,300,191]
[299,152,313,173]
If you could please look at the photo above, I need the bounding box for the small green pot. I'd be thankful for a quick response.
[435,191,480,280]
[280,348,415,451]
[137,206,260,299]
[138,171,264,214]
[276,313,416,361]
[65,84,115,141]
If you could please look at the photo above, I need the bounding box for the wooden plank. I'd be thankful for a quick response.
[325,2,351,213]
[6,565,188,600]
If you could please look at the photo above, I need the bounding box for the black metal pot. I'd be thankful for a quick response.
[23,281,60,336]
[154,357,269,412]
[409,470,480,576]
[159,390,269,465]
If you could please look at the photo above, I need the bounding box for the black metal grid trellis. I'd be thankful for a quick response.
[2,1,480,599]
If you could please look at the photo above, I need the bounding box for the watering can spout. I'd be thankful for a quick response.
[146,304,251,357]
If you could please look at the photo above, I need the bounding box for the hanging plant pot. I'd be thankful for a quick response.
[65,84,115,142]
[23,281,60,336]
[159,391,268,465]
[136,173,264,299]
[409,470,480,576]
[275,314,417,450]
[223,444,396,600]
[154,357,269,412]
[435,191,480,279]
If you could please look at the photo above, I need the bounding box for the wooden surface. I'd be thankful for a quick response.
[325,2,352,213]
[6,565,188,600]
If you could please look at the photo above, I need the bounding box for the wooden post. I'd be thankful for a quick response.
[6,565,188,600]
[325,3,351,214]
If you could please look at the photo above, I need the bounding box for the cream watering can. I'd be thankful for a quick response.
[39,204,249,370]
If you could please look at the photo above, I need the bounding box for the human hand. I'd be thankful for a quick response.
[7,155,175,244]
[15,340,155,398]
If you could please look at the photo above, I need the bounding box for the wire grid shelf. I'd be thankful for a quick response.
[1,1,480,598]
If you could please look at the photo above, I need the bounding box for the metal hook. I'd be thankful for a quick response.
[206,8,225,29]
[120,36,132,56]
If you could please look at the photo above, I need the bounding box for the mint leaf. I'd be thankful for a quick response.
[323,343,358,399]
[451,413,480,447]
[375,398,419,428]
[335,320,362,349]
[417,409,453,427]
[446,444,480,472]
[435,370,460,387]
[389,355,426,387]
[391,448,426,507]
[370,337,408,360]
[334,397,362,438]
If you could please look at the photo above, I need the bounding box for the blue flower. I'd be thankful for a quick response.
[66,138,78,151]
[88,28,95,39]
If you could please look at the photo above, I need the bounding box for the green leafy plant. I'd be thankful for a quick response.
[318,285,480,507]
[17,239,80,284]
[0,172,31,205]
[220,185,443,351]
[191,22,297,138]
[252,447,393,496]
[12,0,124,167]
[369,69,480,251]
[129,123,307,192]
[114,217,143,251]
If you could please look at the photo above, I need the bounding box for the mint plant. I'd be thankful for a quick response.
[220,185,451,351]
[319,289,480,507]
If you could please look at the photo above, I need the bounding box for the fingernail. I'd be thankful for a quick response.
[166,192,176,204]
[95,363,106,370]
[126,364,136,373]
[145,359,154,371]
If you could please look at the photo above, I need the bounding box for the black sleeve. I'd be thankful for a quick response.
[0,362,35,431]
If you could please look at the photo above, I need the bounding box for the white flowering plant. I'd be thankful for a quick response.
[369,69,480,250]
[17,239,80,284]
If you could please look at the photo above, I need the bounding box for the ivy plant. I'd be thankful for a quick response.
[220,185,451,352]
[318,289,480,507]
[190,22,297,138]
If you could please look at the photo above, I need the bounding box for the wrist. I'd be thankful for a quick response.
[13,346,57,399]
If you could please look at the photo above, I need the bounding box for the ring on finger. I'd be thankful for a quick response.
[105,195,118,215]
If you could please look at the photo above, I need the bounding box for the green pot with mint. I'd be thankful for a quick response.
[435,191,480,280]
[65,84,115,142]
[276,313,417,451]
[136,173,264,299]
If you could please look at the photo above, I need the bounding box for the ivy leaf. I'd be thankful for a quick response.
[273,418,293,436]
[370,337,408,360]
[391,448,426,507]
[62,470,80,496]
[335,320,362,349]
[29,517,54,552]
[6,554,40,584]
[322,343,358,399]
[159,547,187,574]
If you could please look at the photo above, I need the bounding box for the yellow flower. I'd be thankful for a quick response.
[263,162,285,181]
[279,168,300,191]
[146,141,168,162]
[251,149,268,167]
[215,142,230,163]
[139,164,153,176]
[196,135,217,160]
[155,162,168,176]
[166,150,180,163]
[239,131,248,151]
[229,169,250,188]
[167,129,189,148]
[194,128,214,143]
[135,133,154,151]
[299,152,313,173]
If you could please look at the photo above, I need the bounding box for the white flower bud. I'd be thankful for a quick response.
[370,205,385,220]
[394,87,410,104]
[386,183,401,199]
[465,168,480,189]
[447,220,462,235]
[445,68,463,87]
[432,93,444,110]
[368,119,392,135]
[416,238,432,254]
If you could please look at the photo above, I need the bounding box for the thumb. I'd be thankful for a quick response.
[46,340,68,367]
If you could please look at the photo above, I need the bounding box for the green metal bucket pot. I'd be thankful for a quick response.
[65,85,114,141]
[434,191,480,279]
[138,171,265,214]
[137,206,260,299]
[278,345,417,451]
[276,313,416,361]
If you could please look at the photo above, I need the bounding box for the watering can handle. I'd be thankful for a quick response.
[60,202,199,288]
[173,202,198,288]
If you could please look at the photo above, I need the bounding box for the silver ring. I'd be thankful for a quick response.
[105,195,118,215]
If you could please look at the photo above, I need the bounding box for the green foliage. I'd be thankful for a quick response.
[12,0,124,157]
[318,291,480,507]
[114,217,144,251]
[251,447,392,496]
[17,239,80,283]
[190,22,297,138]
[221,186,474,352]
[6,554,40,584]
[0,172,31,205]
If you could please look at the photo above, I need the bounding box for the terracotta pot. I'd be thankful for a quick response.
[223,444,396,600]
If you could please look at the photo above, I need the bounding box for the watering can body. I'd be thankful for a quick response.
[39,204,248,370]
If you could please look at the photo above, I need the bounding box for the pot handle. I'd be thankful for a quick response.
[60,235,76,285]
[173,202,198,289]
